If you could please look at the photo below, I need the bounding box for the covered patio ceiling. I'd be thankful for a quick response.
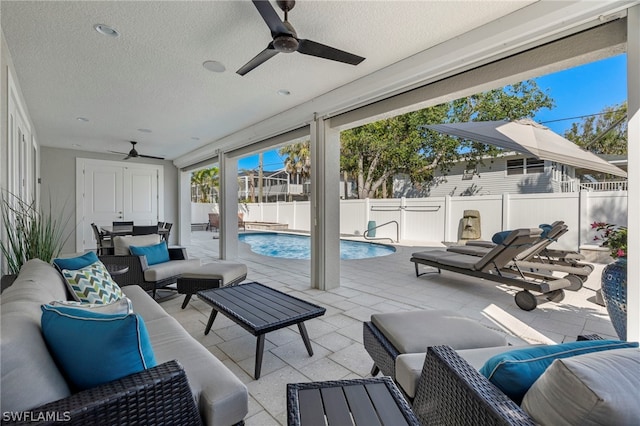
[0,0,632,163]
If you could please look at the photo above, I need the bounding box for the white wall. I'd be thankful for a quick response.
[194,190,628,251]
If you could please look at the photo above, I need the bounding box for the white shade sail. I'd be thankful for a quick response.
[425,119,627,177]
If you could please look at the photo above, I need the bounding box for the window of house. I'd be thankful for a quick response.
[526,158,545,174]
[507,158,545,175]
[507,159,524,175]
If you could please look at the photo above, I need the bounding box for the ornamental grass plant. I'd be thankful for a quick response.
[1,192,73,275]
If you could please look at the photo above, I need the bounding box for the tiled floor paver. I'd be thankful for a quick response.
[158,230,617,424]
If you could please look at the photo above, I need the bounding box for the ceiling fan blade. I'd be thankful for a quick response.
[108,150,128,155]
[297,39,365,65]
[237,44,279,75]
[252,0,292,36]
[139,154,165,160]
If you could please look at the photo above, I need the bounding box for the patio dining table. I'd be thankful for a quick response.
[101,225,169,238]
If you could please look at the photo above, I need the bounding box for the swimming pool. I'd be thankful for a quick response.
[239,232,396,260]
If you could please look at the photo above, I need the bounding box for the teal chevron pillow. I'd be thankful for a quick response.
[41,304,156,390]
[479,340,638,403]
[129,241,170,266]
[61,260,123,304]
[53,251,99,271]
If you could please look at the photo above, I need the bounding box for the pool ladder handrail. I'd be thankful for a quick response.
[363,220,399,243]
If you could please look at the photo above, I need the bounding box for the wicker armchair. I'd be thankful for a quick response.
[99,247,190,297]
[5,360,202,426]
[409,335,604,425]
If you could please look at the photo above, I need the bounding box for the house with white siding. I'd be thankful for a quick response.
[394,152,627,197]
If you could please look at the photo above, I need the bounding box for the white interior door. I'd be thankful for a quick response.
[76,159,163,251]
[123,166,158,225]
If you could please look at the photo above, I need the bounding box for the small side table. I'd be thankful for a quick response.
[104,264,129,276]
[287,377,419,426]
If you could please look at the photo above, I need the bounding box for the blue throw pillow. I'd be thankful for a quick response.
[479,340,638,403]
[129,241,170,266]
[53,251,99,271]
[41,304,157,391]
[491,230,512,245]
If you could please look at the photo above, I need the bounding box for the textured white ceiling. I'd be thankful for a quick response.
[2,0,535,160]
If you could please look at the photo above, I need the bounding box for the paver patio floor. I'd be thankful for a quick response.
[160,231,616,425]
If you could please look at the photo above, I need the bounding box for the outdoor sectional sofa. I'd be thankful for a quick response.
[0,258,248,425]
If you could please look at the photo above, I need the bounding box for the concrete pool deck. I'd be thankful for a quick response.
[160,230,617,425]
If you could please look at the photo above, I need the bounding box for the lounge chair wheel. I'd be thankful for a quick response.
[545,289,565,303]
[565,274,583,291]
[515,291,537,311]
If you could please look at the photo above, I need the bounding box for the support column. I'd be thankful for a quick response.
[219,152,239,260]
[178,170,192,247]
[310,116,340,290]
[627,5,639,342]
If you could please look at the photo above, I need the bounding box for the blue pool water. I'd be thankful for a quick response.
[239,232,396,260]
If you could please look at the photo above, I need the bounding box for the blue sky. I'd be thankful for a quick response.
[239,54,627,171]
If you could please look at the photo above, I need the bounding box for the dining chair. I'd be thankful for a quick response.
[162,223,172,241]
[157,221,166,229]
[90,223,113,255]
[132,225,159,236]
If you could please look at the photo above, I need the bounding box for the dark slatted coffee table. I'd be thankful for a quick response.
[287,377,419,426]
[198,282,326,379]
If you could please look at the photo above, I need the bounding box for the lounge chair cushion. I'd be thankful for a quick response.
[370,310,507,355]
[411,250,456,262]
[437,252,482,269]
[479,340,638,403]
[522,348,640,426]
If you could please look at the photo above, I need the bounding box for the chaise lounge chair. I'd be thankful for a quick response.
[447,221,594,290]
[410,228,572,310]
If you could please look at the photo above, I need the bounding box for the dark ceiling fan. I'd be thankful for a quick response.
[108,141,165,160]
[237,0,365,76]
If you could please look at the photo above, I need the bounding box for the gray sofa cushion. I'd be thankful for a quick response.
[123,285,248,425]
[0,259,72,412]
[522,347,640,426]
[113,234,161,255]
[395,345,535,398]
[371,309,507,354]
[143,259,201,282]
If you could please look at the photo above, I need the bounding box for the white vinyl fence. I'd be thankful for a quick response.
[192,191,627,250]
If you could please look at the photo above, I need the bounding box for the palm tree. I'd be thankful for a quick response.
[191,167,219,202]
[279,141,311,199]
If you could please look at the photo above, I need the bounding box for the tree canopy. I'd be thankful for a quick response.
[564,102,627,155]
[340,80,554,198]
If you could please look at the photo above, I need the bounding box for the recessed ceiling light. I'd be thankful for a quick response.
[191,137,200,141]
[277,89,291,96]
[94,24,120,38]
[72,144,82,147]
[137,128,152,133]
[76,117,89,122]
[203,60,226,73]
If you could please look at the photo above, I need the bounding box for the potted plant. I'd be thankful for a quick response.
[592,221,627,340]
[1,192,72,291]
